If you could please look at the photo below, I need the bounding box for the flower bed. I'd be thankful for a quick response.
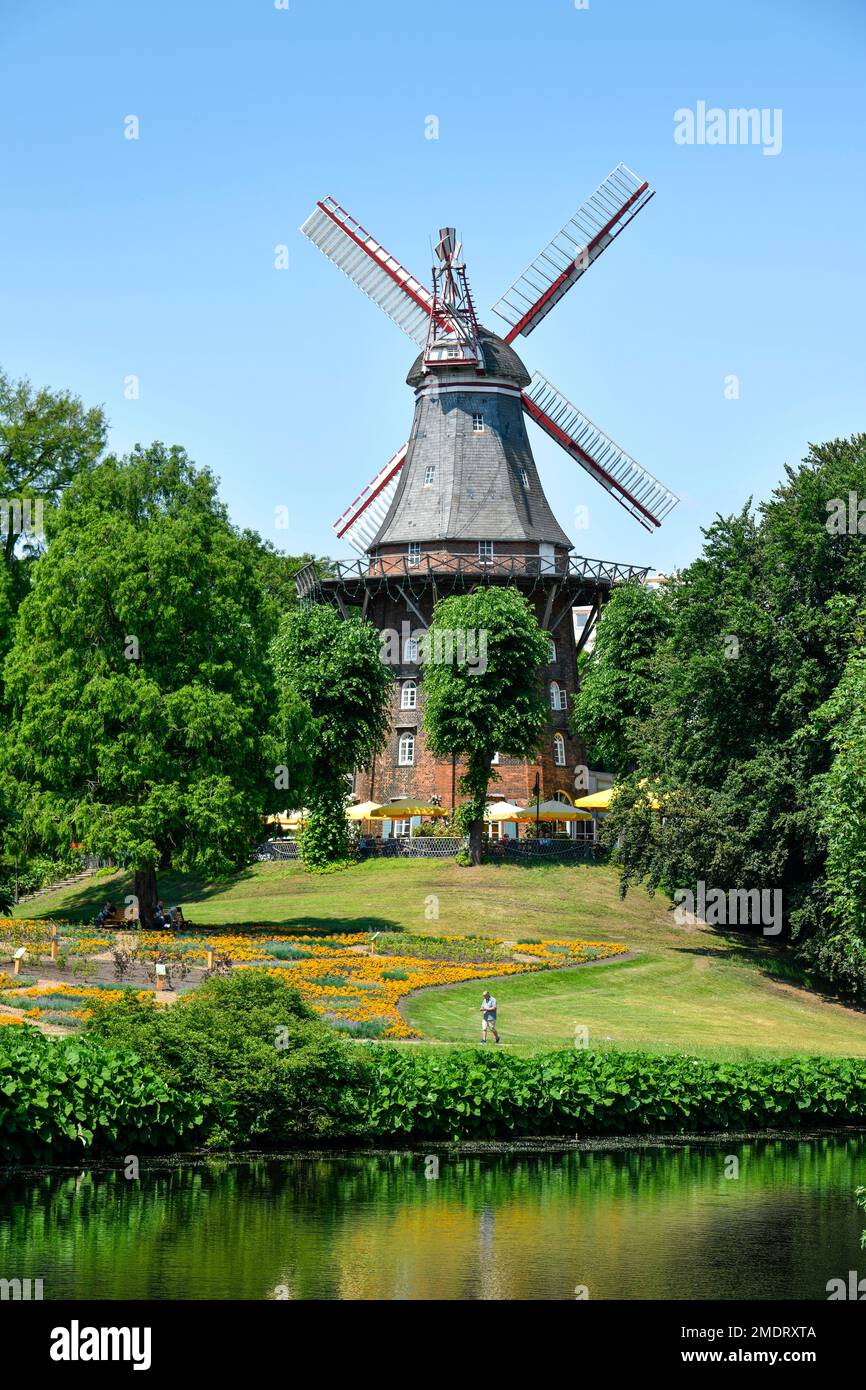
[0,923,629,1040]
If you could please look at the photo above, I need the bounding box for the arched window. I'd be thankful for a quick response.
[554,733,566,766]
[548,637,557,663]
[403,637,419,663]
[550,681,568,711]
[398,732,415,766]
[401,679,417,710]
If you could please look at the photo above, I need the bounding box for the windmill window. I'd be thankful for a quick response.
[394,818,412,836]
[548,638,557,663]
[407,542,421,566]
[554,733,566,766]
[398,733,415,766]
[491,751,500,765]
[478,540,494,563]
[520,468,530,490]
[403,637,419,663]
[423,466,436,486]
[472,413,484,433]
[550,681,568,712]
[401,679,417,710]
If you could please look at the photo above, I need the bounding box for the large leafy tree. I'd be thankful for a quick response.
[801,648,866,996]
[601,434,866,993]
[422,586,550,865]
[0,368,106,603]
[3,443,295,922]
[573,582,671,776]
[271,604,390,868]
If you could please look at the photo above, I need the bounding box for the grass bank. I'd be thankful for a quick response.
[20,860,866,1059]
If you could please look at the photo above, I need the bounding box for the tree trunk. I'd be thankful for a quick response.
[468,818,484,866]
[134,865,159,928]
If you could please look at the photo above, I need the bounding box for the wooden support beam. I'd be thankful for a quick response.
[397,584,428,631]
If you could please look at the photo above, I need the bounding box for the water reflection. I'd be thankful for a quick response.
[0,1138,863,1300]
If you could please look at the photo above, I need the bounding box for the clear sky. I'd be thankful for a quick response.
[2,0,864,573]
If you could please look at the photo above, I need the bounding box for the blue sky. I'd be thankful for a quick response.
[1,0,864,573]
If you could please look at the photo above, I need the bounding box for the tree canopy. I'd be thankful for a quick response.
[573,582,671,777]
[598,434,866,997]
[422,586,550,864]
[271,603,390,868]
[3,442,295,920]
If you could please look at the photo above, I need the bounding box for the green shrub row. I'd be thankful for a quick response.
[364,1048,866,1140]
[0,1028,203,1161]
[5,984,866,1156]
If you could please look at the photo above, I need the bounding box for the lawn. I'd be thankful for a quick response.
[18,859,866,1057]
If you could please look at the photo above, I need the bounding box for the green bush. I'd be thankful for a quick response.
[307,974,351,989]
[364,1048,866,1141]
[380,968,410,981]
[263,942,311,960]
[0,1027,203,1161]
[331,1018,387,1038]
[86,969,370,1146]
[376,935,510,964]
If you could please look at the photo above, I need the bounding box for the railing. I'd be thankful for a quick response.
[487,839,607,861]
[296,553,648,601]
[257,840,301,860]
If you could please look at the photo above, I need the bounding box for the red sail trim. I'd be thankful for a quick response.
[504,182,649,344]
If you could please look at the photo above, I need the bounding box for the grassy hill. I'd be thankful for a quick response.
[17,859,866,1057]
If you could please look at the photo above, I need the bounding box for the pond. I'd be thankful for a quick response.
[1,1136,864,1300]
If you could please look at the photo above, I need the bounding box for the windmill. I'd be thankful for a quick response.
[301,163,678,554]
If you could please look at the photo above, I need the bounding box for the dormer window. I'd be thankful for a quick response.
[520,467,530,489]
[408,542,420,566]
[424,466,435,486]
[472,413,484,433]
[478,541,493,563]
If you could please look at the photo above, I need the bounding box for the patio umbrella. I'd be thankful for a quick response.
[346,801,383,820]
[370,797,448,818]
[514,799,592,820]
[572,789,614,811]
[484,801,524,821]
[264,809,307,830]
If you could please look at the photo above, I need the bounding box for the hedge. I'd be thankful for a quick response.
[364,1048,866,1140]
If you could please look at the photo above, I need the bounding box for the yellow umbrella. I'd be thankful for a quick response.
[573,789,613,811]
[514,799,592,821]
[264,809,307,830]
[370,797,448,818]
[484,800,524,821]
[346,801,383,820]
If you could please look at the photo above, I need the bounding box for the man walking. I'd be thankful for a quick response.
[480,988,500,1044]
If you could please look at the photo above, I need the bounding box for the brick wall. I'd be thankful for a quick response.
[351,581,585,822]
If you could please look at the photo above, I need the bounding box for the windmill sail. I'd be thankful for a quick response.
[522,373,678,531]
[492,165,654,342]
[301,198,434,345]
[332,444,408,554]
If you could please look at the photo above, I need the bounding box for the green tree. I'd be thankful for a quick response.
[801,647,866,996]
[3,443,295,922]
[422,586,550,865]
[572,582,671,776]
[0,368,106,600]
[605,434,866,991]
[271,604,390,868]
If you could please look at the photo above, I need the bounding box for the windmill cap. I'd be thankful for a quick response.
[407,325,531,388]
